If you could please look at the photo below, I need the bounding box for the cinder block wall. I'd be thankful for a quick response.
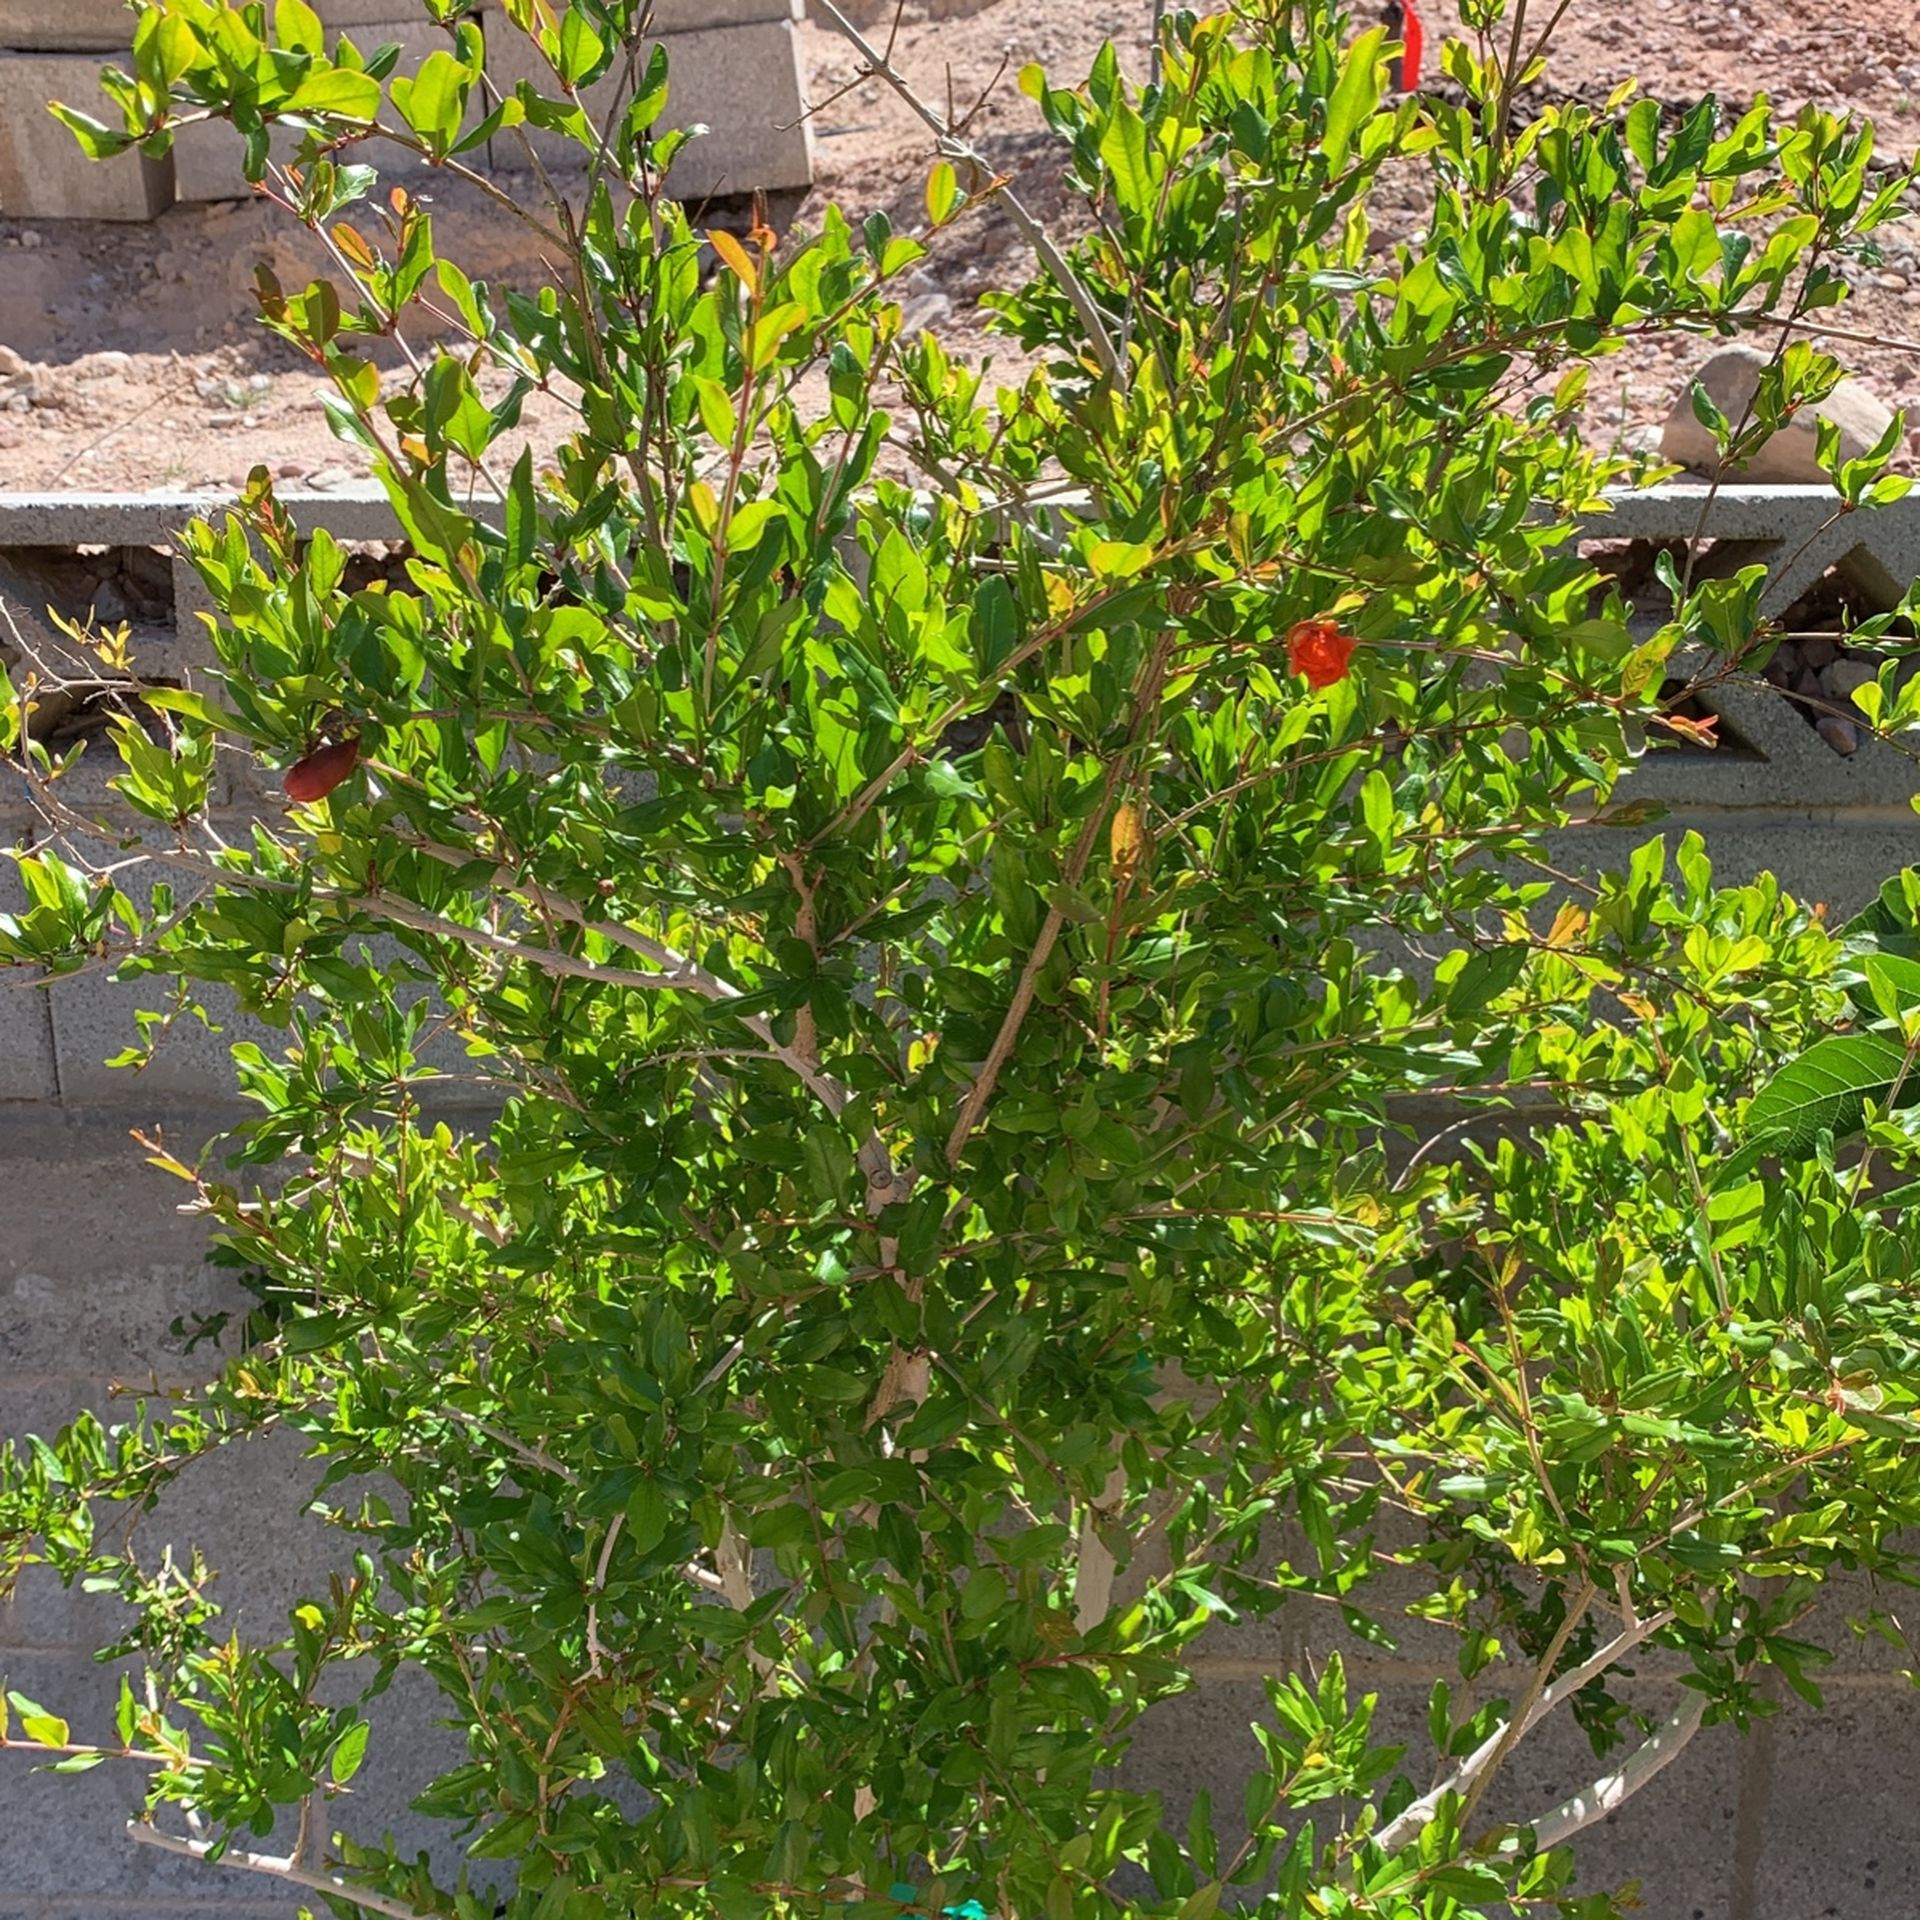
[0,0,813,221]
[3,484,1919,1918]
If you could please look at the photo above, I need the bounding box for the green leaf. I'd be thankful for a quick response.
[1322,28,1385,171]
[1448,943,1528,1019]
[1745,1031,1916,1152]
[7,1693,69,1749]
[393,49,469,151]
[330,1720,370,1783]
[48,105,135,160]
[1098,102,1154,218]
[286,65,383,121]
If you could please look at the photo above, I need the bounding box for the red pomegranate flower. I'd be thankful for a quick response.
[1287,619,1358,690]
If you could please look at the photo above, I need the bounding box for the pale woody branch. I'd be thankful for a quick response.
[1509,1691,1711,1854]
[1373,1606,1678,1856]
[127,1818,428,1920]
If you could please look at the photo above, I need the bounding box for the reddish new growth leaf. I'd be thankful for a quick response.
[1287,619,1358,690]
[283,737,361,804]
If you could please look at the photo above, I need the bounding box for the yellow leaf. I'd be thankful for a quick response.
[708,228,758,295]
[332,221,378,271]
[1544,902,1588,950]
[1109,799,1149,889]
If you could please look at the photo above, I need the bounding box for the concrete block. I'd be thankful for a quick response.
[1739,1690,1920,1920]
[0,1651,290,1901]
[0,863,61,1100]
[0,1107,251,1378]
[0,1649,487,1898]
[1551,820,1920,926]
[0,0,136,51]
[1793,1559,1920,1679]
[485,16,814,200]
[1187,1512,1471,1679]
[0,976,56,1099]
[652,0,802,21]
[164,552,224,689]
[46,961,283,1108]
[0,488,409,548]
[0,1375,349,1650]
[1623,671,1920,815]
[1118,1671,1755,1916]
[1475,1679,1750,1916]
[0,53,171,221]
[1580,482,1920,625]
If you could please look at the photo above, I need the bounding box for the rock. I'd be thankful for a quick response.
[0,345,26,381]
[304,465,361,492]
[1823,659,1877,700]
[1797,635,1839,671]
[1661,345,1896,484]
[900,293,954,335]
[1816,714,1860,755]
[90,579,130,624]
[72,350,131,379]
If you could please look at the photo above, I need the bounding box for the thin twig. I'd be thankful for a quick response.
[810,0,1125,382]
[584,1511,624,1677]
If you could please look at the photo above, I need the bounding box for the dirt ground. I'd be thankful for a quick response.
[2,0,1920,493]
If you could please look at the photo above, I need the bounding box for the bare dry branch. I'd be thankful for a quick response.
[810,0,1125,382]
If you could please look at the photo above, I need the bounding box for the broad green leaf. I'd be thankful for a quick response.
[1745,1031,1917,1152]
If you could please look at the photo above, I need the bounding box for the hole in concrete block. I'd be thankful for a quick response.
[333,539,414,595]
[1583,534,1781,635]
[1761,558,1918,759]
[0,542,182,754]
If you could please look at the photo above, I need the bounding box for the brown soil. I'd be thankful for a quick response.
[1,0,1918,493]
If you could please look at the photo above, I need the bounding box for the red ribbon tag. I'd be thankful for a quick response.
[1401,0,1425,87]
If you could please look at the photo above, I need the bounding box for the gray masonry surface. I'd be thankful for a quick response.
[0,1,812,219]
[2,480,1920,1916]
